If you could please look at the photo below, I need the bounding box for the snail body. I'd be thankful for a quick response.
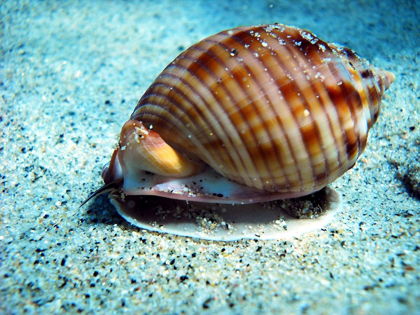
[100,24,394,203]
[83,24,394,239]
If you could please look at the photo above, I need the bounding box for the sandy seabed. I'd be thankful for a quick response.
[1,1,419,314]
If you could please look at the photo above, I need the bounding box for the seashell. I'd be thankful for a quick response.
[83,24,394,240]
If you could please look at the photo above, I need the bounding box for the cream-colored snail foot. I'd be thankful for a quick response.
[109,187,341,241]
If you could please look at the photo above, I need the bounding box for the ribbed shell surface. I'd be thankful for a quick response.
[131,24,388,193]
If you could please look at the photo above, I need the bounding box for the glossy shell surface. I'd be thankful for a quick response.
[129,24,394,194]
[85,24,394,241]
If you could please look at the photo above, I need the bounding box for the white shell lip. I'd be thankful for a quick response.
[109,187,342,241]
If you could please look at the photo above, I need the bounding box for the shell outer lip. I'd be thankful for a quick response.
[121,167,321,204]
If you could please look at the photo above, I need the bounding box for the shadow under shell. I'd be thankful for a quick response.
[109,187,341,241]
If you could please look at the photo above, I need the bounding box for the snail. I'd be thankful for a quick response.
[83,24,394,240]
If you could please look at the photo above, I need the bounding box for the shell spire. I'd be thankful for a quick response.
[379,69,395,91]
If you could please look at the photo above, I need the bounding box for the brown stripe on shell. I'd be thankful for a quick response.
[199,36,282,190]
[255,26,330,190]
[186,41,269,188]
[139,42,266,189]
[314,54,360,169]
[301,42,351,176]
[296,42,352,169]
[250,35,317,191]
[287,33,345,181]
[188,41,271,189]
[227,28,311,191]
[135,64,245,187]
[133,77,234,179]
[211,31,294,191]
[326,46,377,167]
[332,66,365,158]
[364,68,383,126]
[230,29,310,191]
[281,40,334,187]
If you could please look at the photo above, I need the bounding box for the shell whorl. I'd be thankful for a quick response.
[130,24,394,193]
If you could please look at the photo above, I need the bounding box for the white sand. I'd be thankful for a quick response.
[1,1,419,313]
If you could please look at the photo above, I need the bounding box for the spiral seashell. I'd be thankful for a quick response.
[82,24,394,240]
